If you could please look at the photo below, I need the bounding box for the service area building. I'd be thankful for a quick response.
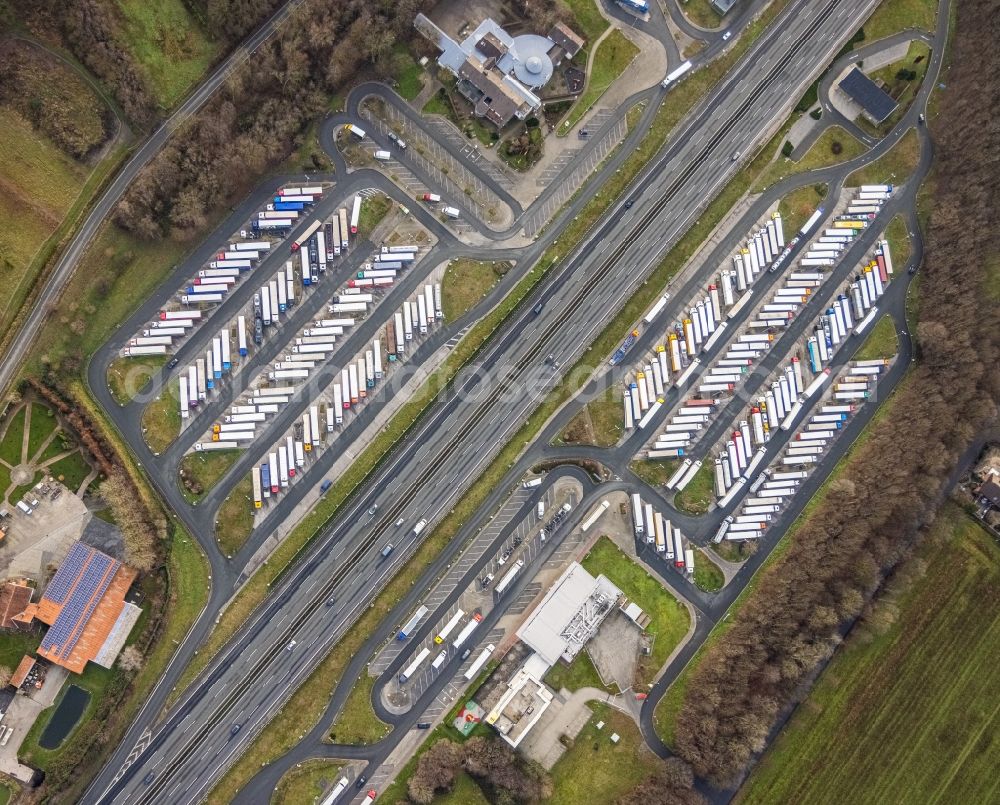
[837,67,899,125]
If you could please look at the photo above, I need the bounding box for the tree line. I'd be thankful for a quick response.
[113,0,430,240]
[671,0,1000,788]
[405,735,704,804]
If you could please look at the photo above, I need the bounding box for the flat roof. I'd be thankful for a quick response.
[839,67,898,123]
[485,668,554,747]
[516,562,621,666]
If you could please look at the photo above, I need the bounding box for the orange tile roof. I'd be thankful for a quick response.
[0,581,33,629]
[10,655,35,689]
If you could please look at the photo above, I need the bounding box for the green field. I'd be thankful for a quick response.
[754,127,867,190]
[740,509,1000,804]
[560,0,610,44]
[559,386,624,447]
[115,0,220,108]
[692,549,724,592]
[0,108,90,335]
[440,259,508,322]
[847,128,921,186]
[271,759,344,804]
[179,450,239,501]
[141,379,181,455]
[544,649,616,693]
[48,451,92,492]
[560,30,640,133]
[107,355,166,404]
[864,0,938,41]
[547,702,660,805]
[327,672,391,745]
[630,458,679,487]
[854,314,899,361]
[215,475,255,556]
[673,461,714,515]
[679,0,724,28]
[581,537,690,686]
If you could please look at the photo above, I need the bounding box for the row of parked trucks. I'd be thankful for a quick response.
[714,360,885,542]
[630,493,694,572]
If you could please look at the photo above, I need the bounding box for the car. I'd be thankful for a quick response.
[395,517,405,527]
[143,772,156,785]
[722,30,732,40]
[480,573,494,589]
[367,504,379,516]
[381,543,394,558]
[731,150,741,161]
[388,132,407,149]
[461,648,472,660]
[286,640,297,651]
[320,479,332,493]
[908,264,918,275]
[918,113,925,124]
[230,724,241,736]
[167,357,179,369]
[624,199,634,209]
[356,775,368,789]
[533,301,545,315]
[326,597,337,606]
[417,722,432,729]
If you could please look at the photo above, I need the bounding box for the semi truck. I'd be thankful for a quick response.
[398,605,429,640]
[350,195,362,234]
[464,645,495,680]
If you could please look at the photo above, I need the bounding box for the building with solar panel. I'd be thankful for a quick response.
[12,542,140,674]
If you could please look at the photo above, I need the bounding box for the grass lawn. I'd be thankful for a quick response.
[548,702,661,805]
[0,631,42,671]
[560,0,610,43]
[389,44,424,101]
[107,355,166,404]
[440,259,509,323]
[433,771,490,805]
[561,31,639,133]
[0,108,90,337]
[629,458,678,487]
[544,649,617,694]
[847,128,920,186]
[115,0,220,108]
[679,0,724,28]
[271,759,344,804]
[358,194,393,238]
[140,379,181,454]
[884,214,912,267]
[179,450,239,501]
[559,386,624,447]
[854,314,898,361]
[422,91,456,121]
[673,461,714,515]
[740,508,1000,804]
[868,41,932,131]
[581,537,690,686]
[327,672,391,745]
[215,474,255,556]
[47,451,93,492]
[713,539,751,563]
[0,780,14,805]
[754,127,867,191]
[25,403,59,460]
[0,406,27,466]
[777,184,828,235]
[864,0,938,41]
[692,548,724,592]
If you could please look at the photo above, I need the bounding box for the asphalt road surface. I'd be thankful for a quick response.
[82,0,905,800]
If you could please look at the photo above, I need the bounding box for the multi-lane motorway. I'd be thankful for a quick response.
[75,0,929,800]
[50,0,954,799]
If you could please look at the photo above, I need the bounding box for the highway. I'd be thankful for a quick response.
[80,0,898,800]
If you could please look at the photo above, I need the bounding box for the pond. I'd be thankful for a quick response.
[38,684,90,749]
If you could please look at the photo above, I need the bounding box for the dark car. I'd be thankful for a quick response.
[167,357,179,369]
[143,772,156,785]
[253,319,263,345]
[417,722,432,729]
[533,301,545,315]
[230,724,241,737]
[356,775,368,789]
[624,199,634,209]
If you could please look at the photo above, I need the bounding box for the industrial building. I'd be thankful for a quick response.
[516,562,623,666]
[415,14,585,127]
[12,542,140,674]
[484,653,554,748]
[838,67,899,125]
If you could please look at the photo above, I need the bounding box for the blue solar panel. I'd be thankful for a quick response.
[41,545,120,660]
[44,542,92,605]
